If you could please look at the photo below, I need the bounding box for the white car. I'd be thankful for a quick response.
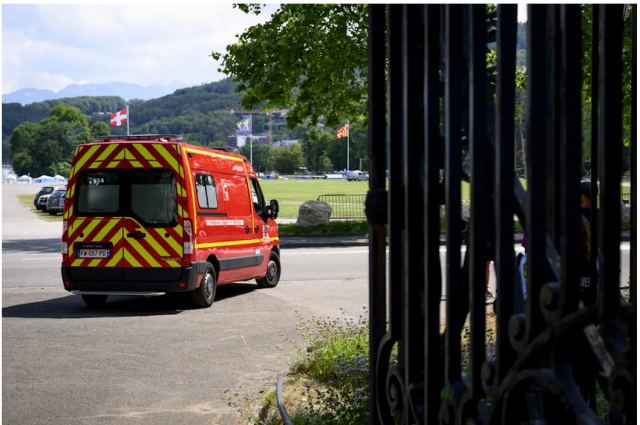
[345,170,369,181]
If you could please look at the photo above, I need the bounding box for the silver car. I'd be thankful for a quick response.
[46,186,66,215]
[345,170,369,181]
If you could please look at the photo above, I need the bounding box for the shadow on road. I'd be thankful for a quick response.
[3,238,60,254]
[3,283,258,319]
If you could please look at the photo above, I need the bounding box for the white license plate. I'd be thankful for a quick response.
[78,249,110,259]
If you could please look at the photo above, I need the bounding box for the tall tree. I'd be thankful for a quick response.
[9,105,95,177]
[213,4,368,128]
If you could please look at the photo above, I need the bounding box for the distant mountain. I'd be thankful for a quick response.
[2,88,57,105]
[2,81,186,105]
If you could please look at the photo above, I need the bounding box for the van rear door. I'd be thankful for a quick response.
[122,169,183,281]
[68,171,124,281]
[121,143,186,282]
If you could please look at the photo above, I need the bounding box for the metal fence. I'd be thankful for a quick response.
[317,194,366,220]
[366,4,635,425]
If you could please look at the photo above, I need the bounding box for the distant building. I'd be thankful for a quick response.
[273,139,300,148]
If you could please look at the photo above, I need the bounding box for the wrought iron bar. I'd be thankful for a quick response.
[524,4,550,345]
[597,4,623,331]
[443,7,467,422]
[631,7,637,424]
[423,5,443,424]
[465,6,488,420]
[493,3,517,389]
[403,4,426,423]
[366,5,388,425]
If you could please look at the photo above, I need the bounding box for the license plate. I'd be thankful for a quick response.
[78,249,110,258]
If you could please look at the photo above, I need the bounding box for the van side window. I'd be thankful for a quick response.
[250,178,265,214]
[195,174,218,209]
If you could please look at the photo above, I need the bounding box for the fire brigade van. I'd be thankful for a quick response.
[61,134,281,308]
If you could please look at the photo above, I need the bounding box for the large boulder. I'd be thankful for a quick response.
[297,200,332,226]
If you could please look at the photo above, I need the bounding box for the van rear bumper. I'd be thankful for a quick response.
[61,262,209,293]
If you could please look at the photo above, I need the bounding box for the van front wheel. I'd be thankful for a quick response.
[256,252,281,288]
[190,264,216,308]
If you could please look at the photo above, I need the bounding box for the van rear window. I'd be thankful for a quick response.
[76,170,176,226]
[77,172,120,214]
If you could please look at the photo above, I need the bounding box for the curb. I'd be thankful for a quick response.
[279,230,631,249]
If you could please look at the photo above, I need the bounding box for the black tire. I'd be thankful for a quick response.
[256,252,281,288]
[82,294,108,307]
[48,210,56,215]
[190,263,216,308]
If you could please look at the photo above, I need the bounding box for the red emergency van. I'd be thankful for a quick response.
[61,135,281,308]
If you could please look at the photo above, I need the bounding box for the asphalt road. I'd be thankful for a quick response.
[2,184,368,425]
[2,184,631,424]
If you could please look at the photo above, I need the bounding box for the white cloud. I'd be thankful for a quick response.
[2,3,274,94]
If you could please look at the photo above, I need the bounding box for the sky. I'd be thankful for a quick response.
[2,3,528,95]
[1,3,275,94]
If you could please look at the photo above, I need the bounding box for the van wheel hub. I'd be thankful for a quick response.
[267,261,278,280]
[203,273,214,299]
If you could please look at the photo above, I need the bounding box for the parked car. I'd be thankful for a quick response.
[37,194,52,212]
[47,186,66,215]
[345,170,369,181]
[33,186,54,210]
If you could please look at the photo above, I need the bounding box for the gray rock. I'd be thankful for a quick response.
[297,200,332,226]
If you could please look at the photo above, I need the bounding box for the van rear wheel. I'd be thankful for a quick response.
[190,263,216,308]
[81,294,108,307]
[257,252,281,288]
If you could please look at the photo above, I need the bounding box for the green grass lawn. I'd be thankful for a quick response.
[259,179,369,218]
[17,194,63,222]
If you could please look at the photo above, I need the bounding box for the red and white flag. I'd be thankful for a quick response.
[336,122,349,139]
[110,108,128,127]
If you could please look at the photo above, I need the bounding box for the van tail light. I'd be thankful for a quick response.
[62,219,68,257]
[183,220,193,255]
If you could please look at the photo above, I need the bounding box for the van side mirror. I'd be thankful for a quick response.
[268,199,279,220]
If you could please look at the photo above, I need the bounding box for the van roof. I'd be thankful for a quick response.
[83,134,248,163]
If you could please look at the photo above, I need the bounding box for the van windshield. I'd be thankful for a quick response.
[76,169,176,226]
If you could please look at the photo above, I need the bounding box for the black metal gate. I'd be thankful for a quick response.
[366,5,636,424]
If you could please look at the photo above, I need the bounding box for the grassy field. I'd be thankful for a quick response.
[259,179,369,218]
[17,194,63,222]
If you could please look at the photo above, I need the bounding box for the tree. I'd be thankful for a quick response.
[240,143,271,172]
[213,4,368,128]
[271,145,305,173]
[90,122,111,137]
[9,105,97,177]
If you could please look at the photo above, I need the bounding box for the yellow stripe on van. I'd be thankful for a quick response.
[183,147,245,162]
[73,145,101,172]
[126,239,161,267]
[196,239,262,249]
[131,144,156,161]
[151,144,180,174]
[92,219,119,242]
[124,250,142,267]
[148,228,183,255]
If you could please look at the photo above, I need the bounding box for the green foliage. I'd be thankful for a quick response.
[214,5,369,128]
[240,143,272,172]
[9,105,100,177]
[290,314,371,425]
[581,4,634,162]
[278,220,368,236]
[271,145,305,173]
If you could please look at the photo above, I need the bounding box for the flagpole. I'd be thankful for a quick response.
[126,104,130,136]
[346,122,350,171]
